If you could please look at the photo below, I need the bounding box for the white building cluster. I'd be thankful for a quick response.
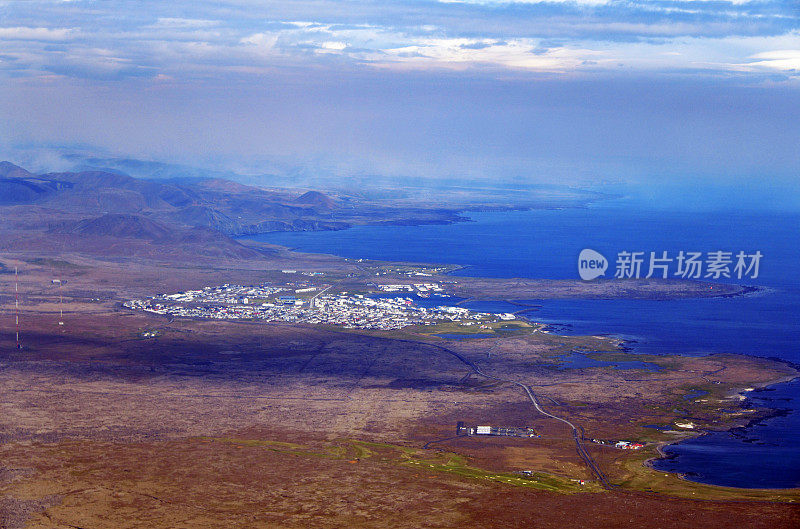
[124,283,494,330]
[150,284,289,305]
[376,283,445,294]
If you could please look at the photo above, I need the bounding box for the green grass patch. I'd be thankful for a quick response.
[197,437,595,493]
[401,450,598,493]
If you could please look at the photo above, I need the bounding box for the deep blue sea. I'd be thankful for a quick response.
[247,201,800,489]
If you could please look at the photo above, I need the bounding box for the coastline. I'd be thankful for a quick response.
[644,370,800,490]
[233,196,605,239]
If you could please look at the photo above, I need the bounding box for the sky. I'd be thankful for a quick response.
[0,0,798,201]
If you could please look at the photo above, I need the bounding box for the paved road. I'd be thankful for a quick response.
[410,339,612,488]
[310,284,334,305]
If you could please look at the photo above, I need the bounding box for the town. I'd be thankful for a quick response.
[123,281,510,330]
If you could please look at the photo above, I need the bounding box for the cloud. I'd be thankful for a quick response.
[746,49,800,71]
[437,0,611,5]
[358,37,601,72]
[318,41,348,51]
[241,32,279,49]
[0,0,796,193]
[0,0,796,81]
[148,18,218,29]
[0,26,76,41]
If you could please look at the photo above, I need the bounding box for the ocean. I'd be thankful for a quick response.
[246,201,800,489]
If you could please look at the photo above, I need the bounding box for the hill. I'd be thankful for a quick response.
[0,178,58,205]
[0,160,604,262]
[0,161,34,179]
[293,190,338,211]
[42,213,263,260]
[65,214,175,240]
[1,164,348,236]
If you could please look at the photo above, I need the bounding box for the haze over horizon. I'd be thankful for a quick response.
[1,0,798,208]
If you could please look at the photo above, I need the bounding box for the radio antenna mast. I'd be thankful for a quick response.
[58,280,64,326]
[15,266,21,349]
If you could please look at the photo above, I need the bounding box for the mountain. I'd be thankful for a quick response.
[294,190,338,211]
[0,161,34,179]
[0,163,75,205]
[0,161,500,242]
[64,214,174,240]
[0,178,57,205]
[169,205,238,234]
[1,160,601,262]
[0,166,303,231]
[44,213,263,260]
[0,162,348,261]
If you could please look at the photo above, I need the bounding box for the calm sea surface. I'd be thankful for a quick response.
[246,203,800,488]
